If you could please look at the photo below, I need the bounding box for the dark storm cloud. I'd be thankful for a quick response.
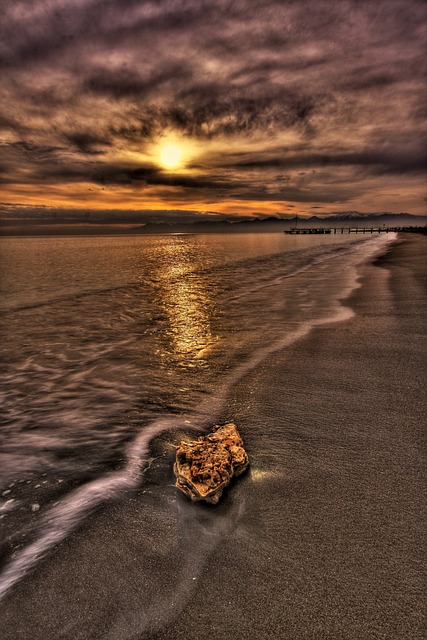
[228,148,427,175]
[83,63,194,100]
[0,0,426,211]
[0,1,218,70]
[115,94,317,140]
[64,131,111,154]
[0,139,245,196]
[93,94,316,145]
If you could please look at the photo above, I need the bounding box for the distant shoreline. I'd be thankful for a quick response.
[1,213,425,237]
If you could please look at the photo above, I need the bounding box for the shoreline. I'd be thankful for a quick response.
[156,232,426,639]
[0,234,425,639]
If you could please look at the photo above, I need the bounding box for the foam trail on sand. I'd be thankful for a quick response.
[0,417,195,602]
[0,330,318,602]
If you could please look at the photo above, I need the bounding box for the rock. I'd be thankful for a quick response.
[174,423,249,504]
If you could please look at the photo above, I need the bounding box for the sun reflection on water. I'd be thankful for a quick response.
[154,238,217,368]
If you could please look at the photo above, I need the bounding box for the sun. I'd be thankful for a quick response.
[160,144,183,169]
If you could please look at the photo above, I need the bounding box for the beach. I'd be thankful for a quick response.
[2,0,426,635]
[197,233,426,640]
[0,233,425,639]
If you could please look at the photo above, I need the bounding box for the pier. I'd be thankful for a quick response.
[284,226,427,235]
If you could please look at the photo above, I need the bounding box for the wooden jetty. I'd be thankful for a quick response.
[284,226,427,235]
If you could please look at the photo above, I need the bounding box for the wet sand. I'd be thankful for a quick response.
[1,234,426,639]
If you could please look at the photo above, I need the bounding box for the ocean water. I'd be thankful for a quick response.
[0,231,396,602]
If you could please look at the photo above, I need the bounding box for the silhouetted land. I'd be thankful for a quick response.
[0,213,425,236]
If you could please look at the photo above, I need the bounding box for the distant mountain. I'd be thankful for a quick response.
[135,217,286,234]
[136,212,426,234]
[309,212,427,227]
[323,211,369,220]
[319,211,426,222]
[1,211,425,236]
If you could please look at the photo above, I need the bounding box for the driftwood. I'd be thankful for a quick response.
[174,423,249,504]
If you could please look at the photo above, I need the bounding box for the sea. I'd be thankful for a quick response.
[0,230,397,603]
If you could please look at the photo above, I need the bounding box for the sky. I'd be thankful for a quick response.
[1,0,426,227]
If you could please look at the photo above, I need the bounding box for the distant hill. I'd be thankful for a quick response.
[136,213,426,234]
[135,217,286,234]
[316,212,427,226]
[1,212,425,236]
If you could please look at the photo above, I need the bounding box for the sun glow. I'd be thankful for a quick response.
[160,144,183,169]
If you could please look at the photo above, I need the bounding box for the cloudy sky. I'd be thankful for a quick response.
[1,0,426,225]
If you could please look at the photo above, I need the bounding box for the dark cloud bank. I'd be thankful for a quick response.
[0,0,426,218]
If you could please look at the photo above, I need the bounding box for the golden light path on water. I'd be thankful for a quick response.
[154,239,217,368]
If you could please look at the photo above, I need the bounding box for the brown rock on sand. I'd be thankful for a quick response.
[174,423,249,504]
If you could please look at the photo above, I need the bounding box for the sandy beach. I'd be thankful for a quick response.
[1,233,426,640]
